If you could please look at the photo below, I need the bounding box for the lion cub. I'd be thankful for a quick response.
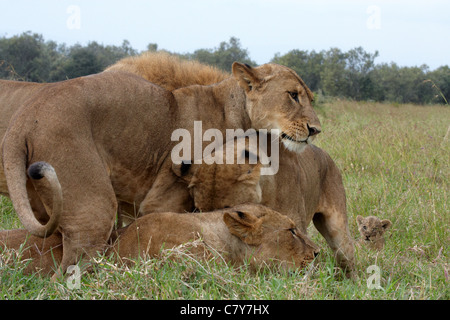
[356,215,392,250]
[0,204,320,275]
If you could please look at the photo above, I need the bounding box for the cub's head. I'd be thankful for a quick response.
[232,62,321,153]
[223,204,319,271]
[356,215,392,243]
[172,136,266,212]
[172,157,262,212]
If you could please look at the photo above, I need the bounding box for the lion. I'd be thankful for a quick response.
[172,133,355,275]
[356,215,392,250]
[0,52,228,202]
[0,204,320,275]
[1,54,322,277]
[0,52,320,210]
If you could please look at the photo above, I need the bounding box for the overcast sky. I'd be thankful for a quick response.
[1,0,449,70]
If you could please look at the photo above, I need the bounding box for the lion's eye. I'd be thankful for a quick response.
[362,226,367,230]
[289,228,297,236]
[288,91,299,103]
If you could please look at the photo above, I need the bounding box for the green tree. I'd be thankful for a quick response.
[426,66,450,104]
[147,43,158,52]
[372,63,433,104]
[59,40,137,80]
[62,44,103,79]
[0,32,55,81]
[186,37,256,72]
[320,48,349,97]
[272,49,324,92]
[345,47,379,100]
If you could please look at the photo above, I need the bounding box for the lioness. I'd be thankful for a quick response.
[0,204,319,275]
[172,133,355,275]
[1,57,321,276]
[0,52,228,211]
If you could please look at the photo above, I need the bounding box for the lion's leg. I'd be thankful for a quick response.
[314,168,355,277]
[51,196,116,280]
[37,151,118,279]
[313,210,355,275]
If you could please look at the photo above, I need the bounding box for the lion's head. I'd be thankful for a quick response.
[232,63,321,153]
[188,161,262,212]
[172,136,264,212]
[223,204,319,271]
[356,215,392,244]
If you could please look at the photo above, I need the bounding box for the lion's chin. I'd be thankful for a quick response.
[281,139,308,153]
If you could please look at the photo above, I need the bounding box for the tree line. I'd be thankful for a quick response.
[1,32,448,104]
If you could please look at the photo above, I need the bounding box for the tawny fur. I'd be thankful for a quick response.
[0,204,319,275]
[1,53,321,277]
[104,51,229,91]
[173,133,355,275]
[0,52,227,199]
[356,215,392,250]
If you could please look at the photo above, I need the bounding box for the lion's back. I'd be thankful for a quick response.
[104,51,229,91]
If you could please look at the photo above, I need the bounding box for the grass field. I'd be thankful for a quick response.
[1,99,448,300]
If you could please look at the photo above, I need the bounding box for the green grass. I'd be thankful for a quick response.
[1,100,449,299]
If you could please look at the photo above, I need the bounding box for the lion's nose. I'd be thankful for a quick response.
[307,125,321,137]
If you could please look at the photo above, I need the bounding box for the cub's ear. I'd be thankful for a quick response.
[356,215,364,226]
[381,219,392,231]
[223,210,262,245]
[237,164,262,185]
[232,62,259,92]
[236,149,262,185]
[172,161,197,185]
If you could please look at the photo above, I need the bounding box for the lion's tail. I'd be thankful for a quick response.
[2,148,62,237]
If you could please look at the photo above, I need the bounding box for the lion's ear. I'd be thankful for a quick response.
[356,215,364,226]
[232,62,259,92]
[223,210,262,245]
[237,164,262,185]
[172,161,196,184]
[381,219,392,231]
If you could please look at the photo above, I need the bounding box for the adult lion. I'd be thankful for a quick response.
[0,52,228,199]
[0,52,320,217]
[1,56,321,276]
[172,133,355,275]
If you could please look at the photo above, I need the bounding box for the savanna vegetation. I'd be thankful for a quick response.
[0,32,448,300]
[1,32,449,105]
[1,99,448,300]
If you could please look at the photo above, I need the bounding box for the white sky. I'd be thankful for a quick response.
[1,0,449,70]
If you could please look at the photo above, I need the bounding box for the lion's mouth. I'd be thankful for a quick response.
[281,132,307,144]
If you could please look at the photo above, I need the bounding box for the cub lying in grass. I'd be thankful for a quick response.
[0,204,319,275]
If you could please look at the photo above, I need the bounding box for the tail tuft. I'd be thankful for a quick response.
[28,161,52,180]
